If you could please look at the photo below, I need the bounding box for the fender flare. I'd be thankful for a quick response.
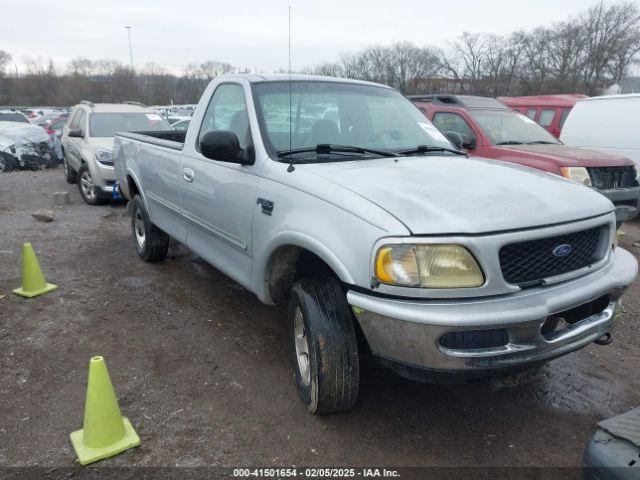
[124,168,150,213]
[253,231,356,304]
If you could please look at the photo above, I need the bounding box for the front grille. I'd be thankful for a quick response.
[499,226,606,286]
[588,166,638,190]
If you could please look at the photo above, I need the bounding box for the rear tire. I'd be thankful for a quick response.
[78,164,104,205]
[130,195,169,262]
[288,277,360,414]
[63,153,77,183]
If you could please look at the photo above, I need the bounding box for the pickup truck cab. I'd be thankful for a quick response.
[115,75,637,414]
[412,95,640,226]
[497,94,587,138]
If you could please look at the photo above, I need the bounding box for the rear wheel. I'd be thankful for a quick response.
[288,277,360,414]
[78,164,104,205]
[63,153,77,183]
[130,195,169,262]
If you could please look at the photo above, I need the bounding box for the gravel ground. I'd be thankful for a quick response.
[1,170,638,471]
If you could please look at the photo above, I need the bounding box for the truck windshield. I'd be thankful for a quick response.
[252,81,454,159]
[470,110,561,146]
[89,113,172,137]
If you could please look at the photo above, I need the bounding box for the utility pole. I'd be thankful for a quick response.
[125,26,133,73]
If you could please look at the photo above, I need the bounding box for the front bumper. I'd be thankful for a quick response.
[91,162,116,195]
[348,248,637,374]
[598,186,640,222]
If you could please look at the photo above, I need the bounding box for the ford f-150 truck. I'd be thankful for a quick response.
[114,75,637,414]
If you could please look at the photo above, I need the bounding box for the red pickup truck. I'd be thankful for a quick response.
[497,94,587,138]
[411,94,640,226]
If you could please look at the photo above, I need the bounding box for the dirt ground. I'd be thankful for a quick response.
[1,169,639,471]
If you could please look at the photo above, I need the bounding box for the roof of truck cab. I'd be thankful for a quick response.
[409,94,508,110]
[576,93,640,102]
[216,73,394,89]
[498,94,587,108]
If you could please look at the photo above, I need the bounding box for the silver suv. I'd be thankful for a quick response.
[61,101,172,204]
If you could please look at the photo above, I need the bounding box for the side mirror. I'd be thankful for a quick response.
[460,133,477,150]
[68,128,84,138]
[445,131,463,150]
[199,130,252,164]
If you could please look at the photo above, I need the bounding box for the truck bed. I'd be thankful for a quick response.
[116,130,186,150]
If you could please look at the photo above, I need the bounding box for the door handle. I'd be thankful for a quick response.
[183,168,195,183]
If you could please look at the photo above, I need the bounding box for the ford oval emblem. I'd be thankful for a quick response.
[552,244,573,257]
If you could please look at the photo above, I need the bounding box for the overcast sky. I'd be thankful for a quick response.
[1,0,630,74]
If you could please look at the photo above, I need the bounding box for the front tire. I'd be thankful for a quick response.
[78,164,104,205]
[130,195,169,262]
[288,277,360,414]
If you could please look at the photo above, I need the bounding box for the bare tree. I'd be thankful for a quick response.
[580,1,640,94]
[0,49,11,78]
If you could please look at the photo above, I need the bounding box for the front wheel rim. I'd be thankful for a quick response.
[134,208,146,248]
[80,171,96,200]
[293,307,311,387]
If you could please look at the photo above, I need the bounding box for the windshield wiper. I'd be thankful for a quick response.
[396,145,467,156]
[496,140,524,145]
[525,140,557,145]
[277,144,399,159]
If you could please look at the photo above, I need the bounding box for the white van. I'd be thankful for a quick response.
[561,94,640,170]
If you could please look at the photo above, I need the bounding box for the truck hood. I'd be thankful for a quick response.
[496,144,633,168]
[304,156,613,235]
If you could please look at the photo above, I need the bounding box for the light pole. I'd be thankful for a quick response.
[125,26,133,73]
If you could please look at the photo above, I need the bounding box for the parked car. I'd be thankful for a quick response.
[583,407,640,479]
[0,122,59,172]
[171,119,190,132]
[43,116,68,139]
[25,108,65,121]
[561,94,640,171]
[62,101,172,205]
[498,94,587,138]
[43,116,68,160]
[114,74,637,414]
[411,94,640,226]
[0,109,30,123]
[31,112,66,126]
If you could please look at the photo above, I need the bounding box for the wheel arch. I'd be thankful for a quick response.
[255,233,356,305]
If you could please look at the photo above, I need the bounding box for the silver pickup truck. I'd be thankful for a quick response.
[114,75,637,414]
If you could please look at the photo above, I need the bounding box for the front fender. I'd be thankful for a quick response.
[253,231,356,304]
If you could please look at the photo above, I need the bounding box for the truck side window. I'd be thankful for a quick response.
[526,109,537,119]
[199,84,251,149]
[432,112,477,147]
[538,109,556,127]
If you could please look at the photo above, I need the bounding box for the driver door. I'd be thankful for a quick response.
[180,83,259,289]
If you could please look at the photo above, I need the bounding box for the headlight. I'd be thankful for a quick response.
[375,244,484,288]
[95,149,113,165]
[560,166,591,186]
